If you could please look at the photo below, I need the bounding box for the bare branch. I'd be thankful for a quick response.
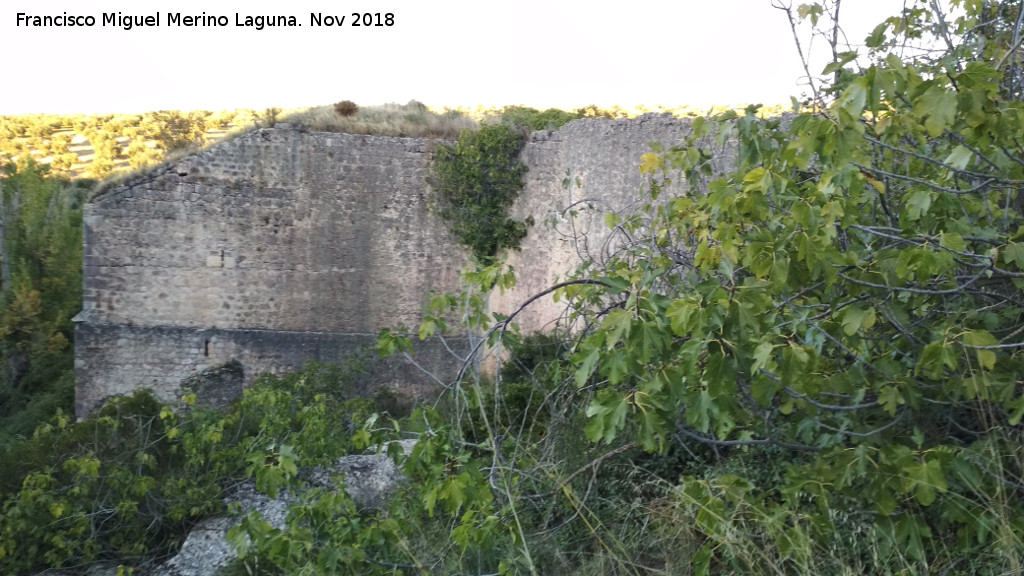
[836,269,986,296]
[674,424,819,452]
[816,410,906,437]
[852,161,998,195]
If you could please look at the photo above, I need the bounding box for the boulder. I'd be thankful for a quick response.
[152,440,415,576]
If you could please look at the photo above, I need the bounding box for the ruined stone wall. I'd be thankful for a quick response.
[82,127,462,332]
[492,116,693,331]
[74,323,458,416]
[75,116,713,417]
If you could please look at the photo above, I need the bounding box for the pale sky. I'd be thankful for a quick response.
[1,1,909,115]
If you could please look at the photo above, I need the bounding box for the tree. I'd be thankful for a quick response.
[375,1,1024,573]
[0,161,84,439]
[556,1,1024,571]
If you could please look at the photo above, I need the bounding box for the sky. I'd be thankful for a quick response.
[1,1,910,115]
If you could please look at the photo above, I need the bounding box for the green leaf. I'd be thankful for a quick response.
[904,190,933,221]
[865,22,887,48]
[692,542,714,576]
[841,306,876,336]
[895,514,932,561]
[574,345,601,388]
[943,145,972,171]
[822,51,858,75]
[837,80,868,121]
[1006,393,1024,426]
[598,275,632,294]
[750,374,779,408]
[584,389,629,444]
[639,152,660,174]
[602,308,632,349]
[604,349,631,385]
[914,84,957,137]
[938,232,965,252]
[797,3,823,25]
[915,340,958,380]
[903,457,947,506]
[955,61,1000,92]
[1002,242,1024,269]
[667,297,705,337]
[781,343,815,388]
[418,318,436,341]
[377,328,412,358]
[629,319,668,363]
[961,329,998,370]
[878,385,905,416]
[227,523,252,556]
[685,389,717,434]
[751,340,775,373]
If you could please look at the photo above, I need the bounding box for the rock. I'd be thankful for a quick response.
[304,439,416,510]
[150,516,245,576]
[151,441,414,576]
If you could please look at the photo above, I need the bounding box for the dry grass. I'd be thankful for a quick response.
[433,102,793,121]
[279,100,478,139]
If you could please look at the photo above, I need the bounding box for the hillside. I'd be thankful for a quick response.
[0,109,257,179]
[0,101,785,182]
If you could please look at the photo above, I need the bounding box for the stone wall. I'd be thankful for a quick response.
[74,322,461,416]
[493,115,707,332]
[81,127,462,333]
[75,116,713,418]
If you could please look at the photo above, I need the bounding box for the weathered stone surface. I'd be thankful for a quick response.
[75,118,717,417]
[305,439,417,510]
[180,359,244,410]
[150,516,244,576]
[493,115,706,332]
[74,322,463,416]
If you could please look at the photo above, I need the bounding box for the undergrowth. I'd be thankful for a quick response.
[0,361,383,574]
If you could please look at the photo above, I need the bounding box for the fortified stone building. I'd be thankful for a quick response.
[74,116,702,418]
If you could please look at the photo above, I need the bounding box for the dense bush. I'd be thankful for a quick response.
[333,100,359,117]
[499,106,583,131]
[0,362,376,574]
[556,2,1024,572]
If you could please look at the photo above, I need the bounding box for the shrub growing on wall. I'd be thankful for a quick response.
[499,106,583,131]
[333,100,359,117]
[429,123,531,262]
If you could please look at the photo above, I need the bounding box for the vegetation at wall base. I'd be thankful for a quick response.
[0,362,380,574]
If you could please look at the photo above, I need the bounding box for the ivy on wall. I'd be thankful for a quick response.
[428,123,532,262]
